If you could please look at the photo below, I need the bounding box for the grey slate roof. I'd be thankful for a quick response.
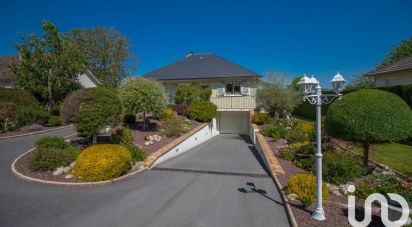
[143,53,260,80]
[0,56,18,83]
[364,56,412,76]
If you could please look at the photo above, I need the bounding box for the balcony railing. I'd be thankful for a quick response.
[210,96,256,109]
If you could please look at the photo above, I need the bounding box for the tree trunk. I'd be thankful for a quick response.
[362,142,370,167]
[92,135,97,144]
[47,69,53,113]
[4,118,8,132]
[142,112,146,130]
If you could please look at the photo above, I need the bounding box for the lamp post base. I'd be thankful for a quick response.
[312,208,326,221]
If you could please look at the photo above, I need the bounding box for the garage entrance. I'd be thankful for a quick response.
[218,111,249,134]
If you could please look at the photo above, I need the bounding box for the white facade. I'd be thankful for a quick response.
[373,70,412,87]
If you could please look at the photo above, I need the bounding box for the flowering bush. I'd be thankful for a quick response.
[172,104,188,116]
[286,173,329,208]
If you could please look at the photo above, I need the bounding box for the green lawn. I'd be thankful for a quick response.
[350,143,412,177]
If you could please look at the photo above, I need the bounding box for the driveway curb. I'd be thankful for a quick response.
[0,125,74,140]
[11,133,148,187]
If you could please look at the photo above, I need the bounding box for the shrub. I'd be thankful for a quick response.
[29,148,73,171]
[124,144,147,164]
[46,115,61,127]
[64,146,81,159]
[252,113,273,125]
[74,144,132,181]
[123,113,136,124]
[294,144,315,159]
[322,152,365,185]
[75,88,122,143]
[278,150,295,161]
[162,115,189,136]
[286,128,307,144]
[186,101,217,122]
[162,107,175,119]
[60,89,90,124]
[15,105,49,127]
[111,128,134,145]
[174,86,211,104]
[0,88,38,108]
[261,124,288,140]
[286,173,329,207]
[325,89,412,166]
[36,136,68,151]
[173,104,189,116]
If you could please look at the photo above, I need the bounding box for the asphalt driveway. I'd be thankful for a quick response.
[0,130,290,227]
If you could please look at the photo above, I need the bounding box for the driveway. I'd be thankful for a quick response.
[0,130,290,227]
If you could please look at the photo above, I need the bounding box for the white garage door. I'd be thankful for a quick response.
[219,111,249,134]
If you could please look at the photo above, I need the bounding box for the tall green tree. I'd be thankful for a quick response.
[378,37,412,67]
[257,71,300,119]
[10,21,85,112]
[64,27,137,87]
[118,79,166,130]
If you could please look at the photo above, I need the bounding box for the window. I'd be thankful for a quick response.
[225,82,241,95]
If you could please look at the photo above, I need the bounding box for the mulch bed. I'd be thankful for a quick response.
[0,126,67,138]
[263,136,386,227]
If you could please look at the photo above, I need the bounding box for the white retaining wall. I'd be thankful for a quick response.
[151,120,218,167]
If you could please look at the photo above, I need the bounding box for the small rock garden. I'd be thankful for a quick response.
[253,109,412,226]
[14,80,217,183]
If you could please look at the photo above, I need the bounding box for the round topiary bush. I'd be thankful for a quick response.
[186,101,217,122]
[286,173,329,208]
[325,89,412,166]
[74,144,132,181]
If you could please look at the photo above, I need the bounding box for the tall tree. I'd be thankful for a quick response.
[64,27,137,87]
[257,71,300,119]
[10,21,85,112]
[378,37,412,67]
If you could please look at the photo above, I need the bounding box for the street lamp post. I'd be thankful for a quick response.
[297,72,346,221]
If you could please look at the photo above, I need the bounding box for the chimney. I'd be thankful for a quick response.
[186,51,193,57]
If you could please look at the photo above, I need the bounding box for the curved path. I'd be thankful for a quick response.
[0,129,290,227]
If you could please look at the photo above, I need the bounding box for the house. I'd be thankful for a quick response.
[0,56,101,88]
[364,56,412,87]
[143,52,260,134]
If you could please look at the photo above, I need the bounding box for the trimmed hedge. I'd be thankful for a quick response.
[186,101,217,122]
[74,144,132,181]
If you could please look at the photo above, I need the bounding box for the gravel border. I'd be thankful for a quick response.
[0,125,74,140]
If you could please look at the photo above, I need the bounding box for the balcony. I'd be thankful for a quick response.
[210,96,256,109]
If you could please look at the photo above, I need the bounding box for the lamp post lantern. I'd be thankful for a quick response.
[297,72,345,221]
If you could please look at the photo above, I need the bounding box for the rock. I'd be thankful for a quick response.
[52,167,64,176]
[63,166,71,173]
[286,193,298,201]
[149,141,154,145]
[163,135,167,138]
[69,161,76,168]
[132,161,146,170]
[327,184,342,196]
[148,135,154,141]
[144,141,151,146]
[65,174,74,179]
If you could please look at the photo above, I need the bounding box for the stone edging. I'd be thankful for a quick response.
[11,133,148,187]
[145,123,208,167]
[0,125,74,140]
[252,124,297,227]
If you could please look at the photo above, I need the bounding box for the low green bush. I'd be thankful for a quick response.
[295,144,316,159]
[46,115,61,127]
[286,173,329,208]
[252,113,274,125]
[162,115,189,137]
[74,144,132,181]
[111,128,134,145]
[286,128,307,144]
[29,148,73,171]
[261,124,288,140]
[64,146,81,159]
[322,152,365,185]
[124,144,147,164]
[123,113,136,124]
[186,101,217,122]
[278,150,295,161]
[15,105,49,127]
[36,136,68,151]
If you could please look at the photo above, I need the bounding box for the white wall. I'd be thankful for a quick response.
[151,120,219,167]
[374,70,412,87]
[78,73,98,88]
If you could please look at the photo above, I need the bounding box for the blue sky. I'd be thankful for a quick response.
[1,0,411,87]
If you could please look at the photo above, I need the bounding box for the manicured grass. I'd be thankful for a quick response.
[350,143,412,177]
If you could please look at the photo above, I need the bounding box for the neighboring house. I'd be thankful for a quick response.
[143,52,260,134]
[364,56,412,87]
[0,56,101,88]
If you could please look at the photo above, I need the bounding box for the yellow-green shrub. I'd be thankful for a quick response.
[163,107,174,119]
[295,121,315,134]
[74,144,132,181]
[286,173,329,207]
